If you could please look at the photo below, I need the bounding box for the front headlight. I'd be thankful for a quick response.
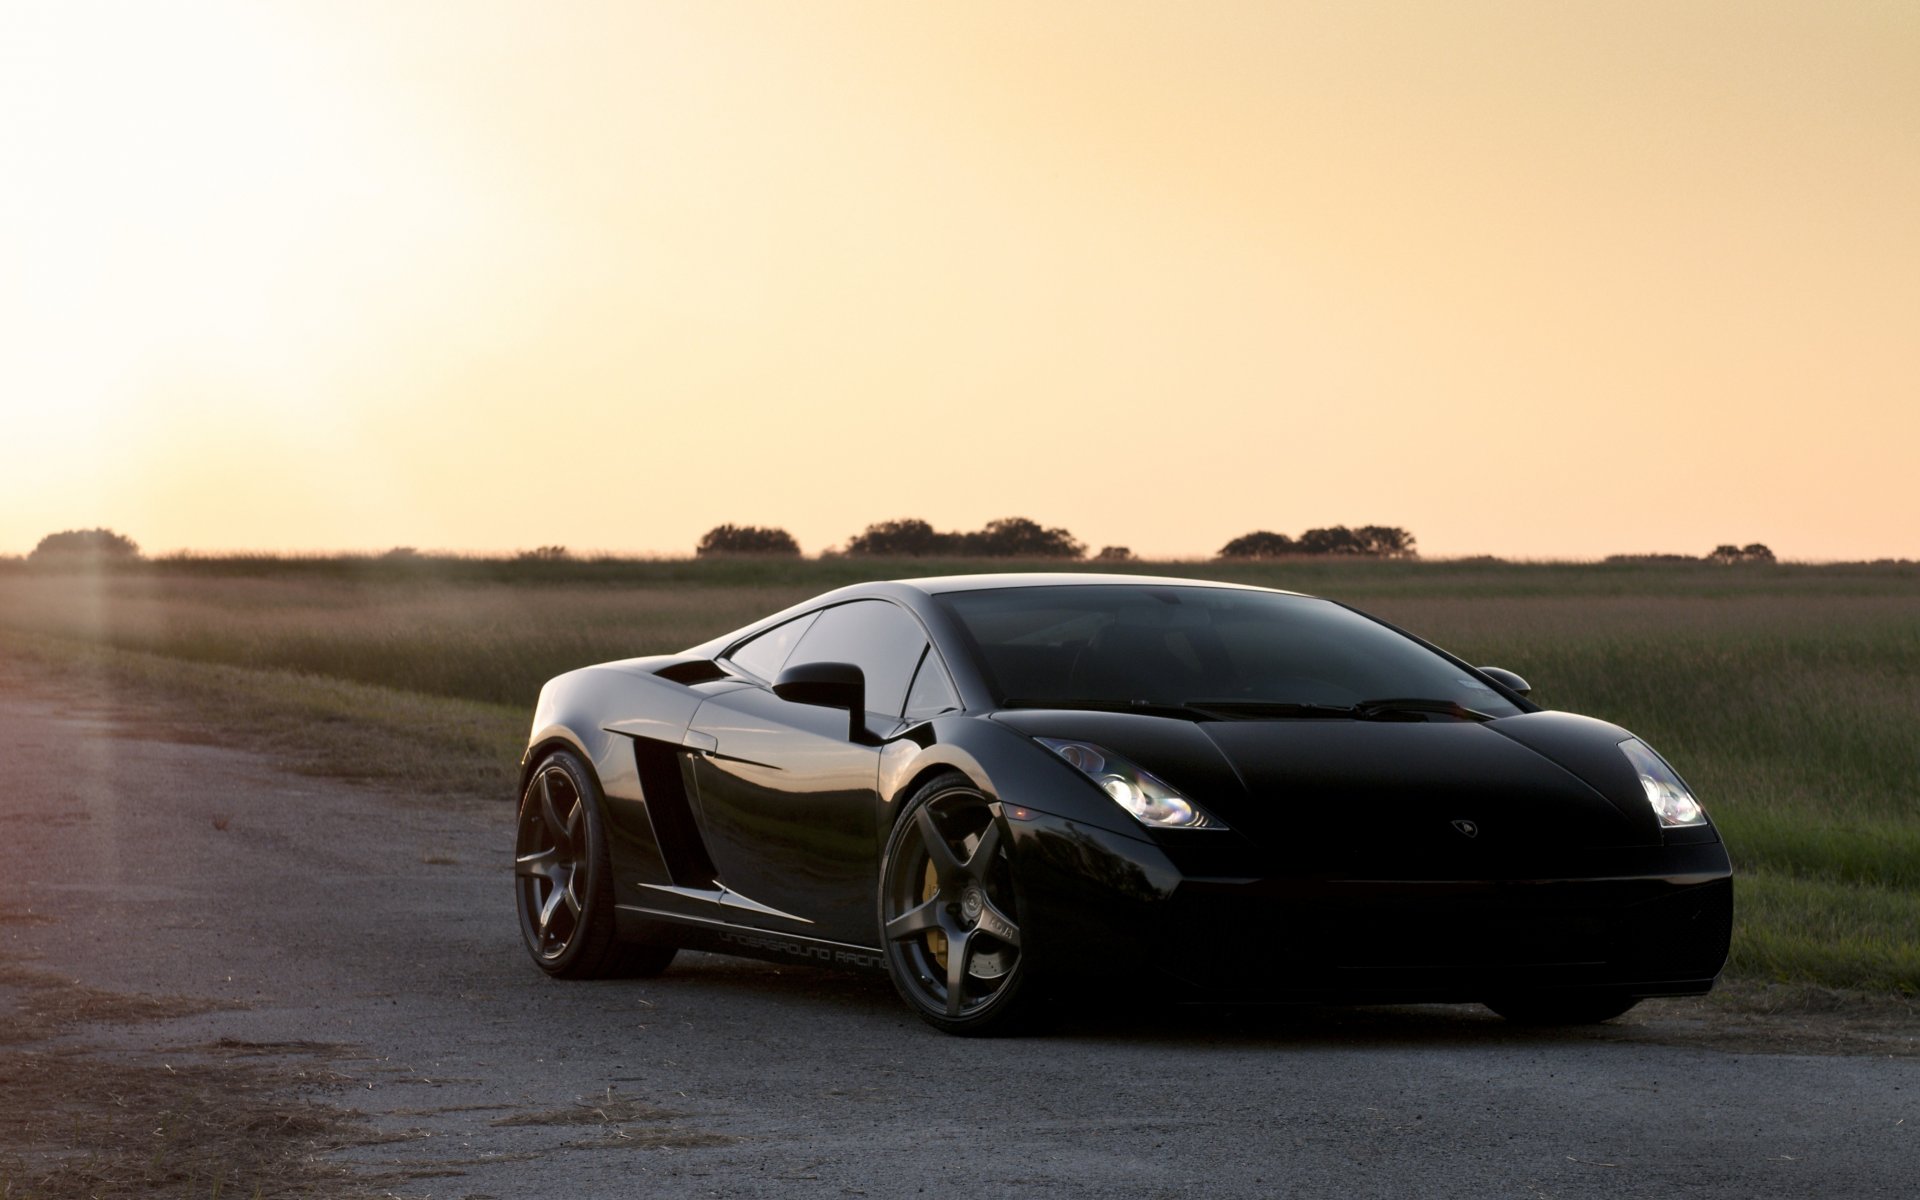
[1619,738,1706,828]
[1035,738,1222,829]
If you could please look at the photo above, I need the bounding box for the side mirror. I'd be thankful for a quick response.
[1477,666,1532,697]
[773,661,867,739]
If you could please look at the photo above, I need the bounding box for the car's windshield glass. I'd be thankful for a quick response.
[935,584,1521,717]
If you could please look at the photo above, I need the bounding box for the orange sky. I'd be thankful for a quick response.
[3,1,1916,560]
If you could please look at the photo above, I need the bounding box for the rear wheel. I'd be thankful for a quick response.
[1485,989,1638,1025]
[879,773,1036,1035]
[515,748,677,979]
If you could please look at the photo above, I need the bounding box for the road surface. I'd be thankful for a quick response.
[0,687,1914,1197]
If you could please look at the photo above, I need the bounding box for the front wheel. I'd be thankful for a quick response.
[1485,989,1638,1025]
[879,773,1038,1036]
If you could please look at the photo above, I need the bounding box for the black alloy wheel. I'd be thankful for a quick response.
[879,773,1035,1035]
[1485,989,1639,1025]
[515,748,677,979]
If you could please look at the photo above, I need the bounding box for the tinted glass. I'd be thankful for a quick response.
[903,648,961,719]
[786,600,929,717]
[726,611,819,681]
[935,585,1520,716]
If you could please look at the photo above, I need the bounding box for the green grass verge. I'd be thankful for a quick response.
[1730,872,1920,993]
[0,630,525,802]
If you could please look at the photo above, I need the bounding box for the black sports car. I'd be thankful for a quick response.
[515,574,1731,1034]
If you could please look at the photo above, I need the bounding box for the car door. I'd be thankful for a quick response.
[685,599,929,945]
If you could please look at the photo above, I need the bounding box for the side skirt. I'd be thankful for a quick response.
[614,904,885,973]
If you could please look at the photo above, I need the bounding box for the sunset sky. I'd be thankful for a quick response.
[3,1,1915,560]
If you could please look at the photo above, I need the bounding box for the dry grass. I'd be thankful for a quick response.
[0,960,232,1047]
[0,1044,389,1200]
[0,632,525,803]
[485,1091,736,1152]
[0,573,796,707]
[0,941,383,1199]
[560,1129,737,1150]
[490,1093,681,1127]
[1641,980,1920,1059]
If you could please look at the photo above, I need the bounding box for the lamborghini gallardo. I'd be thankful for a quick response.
[515,575,1731,1034]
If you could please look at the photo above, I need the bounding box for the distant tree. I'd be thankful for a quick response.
[1217,531,1296,559]
[29,528,141,562]
[516,545,571,562]
[960,517,1085,559]
[1094,545,1134,562]
[697,524,800,556]
[1295,526,1359,555]
[845,518,955,556]
[380,546,420,560]
[1351,525,1419,559]
[1707,542,1775,565]
[1604,553,1699,564]
[1219,525,1417,559]
[845,516,1084,558]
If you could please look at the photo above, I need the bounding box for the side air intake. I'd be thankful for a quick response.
[653,659,729,686]
[630,737,719,889]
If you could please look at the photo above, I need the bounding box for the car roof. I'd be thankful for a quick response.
[680,572,1315,667]
[677,572,1328,710]
[891,572,1310,597]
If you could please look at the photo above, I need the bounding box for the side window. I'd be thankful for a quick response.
[784,600,928,717]
[725,611,819,682]
[903,648,960,719]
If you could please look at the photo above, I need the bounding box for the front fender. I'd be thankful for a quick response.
[875,714,1185,989]
[876,714,1157,843]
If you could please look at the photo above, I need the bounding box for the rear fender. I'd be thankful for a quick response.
[521,663,712,894]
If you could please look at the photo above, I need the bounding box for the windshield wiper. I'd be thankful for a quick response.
[999,697,1496,723]
[999,698,1207,719]
[1180,699,1359,720]
[1351,697,1496,722]
[1184,698,1489,721]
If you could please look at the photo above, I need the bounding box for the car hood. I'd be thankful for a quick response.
[992,708,1664,872]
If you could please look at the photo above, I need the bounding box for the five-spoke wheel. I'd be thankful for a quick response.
[514,748,677,979]
[880,773,1034,1035]
[516,761,588,961]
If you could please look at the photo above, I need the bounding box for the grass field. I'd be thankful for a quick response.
[2,555,1915,993]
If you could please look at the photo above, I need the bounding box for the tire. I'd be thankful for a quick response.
[1485,990,1639,1025]
[878,772,1039,1036]
[515,748,678,980]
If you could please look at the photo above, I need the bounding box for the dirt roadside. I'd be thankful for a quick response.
[0,670,1916,1199]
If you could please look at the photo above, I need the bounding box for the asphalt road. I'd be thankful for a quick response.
[1,687,1915,1198]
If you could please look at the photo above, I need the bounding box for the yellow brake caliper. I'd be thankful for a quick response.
[923,860,948,971]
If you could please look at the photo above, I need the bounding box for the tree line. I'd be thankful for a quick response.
[1217,526,1416,559]
[696,517,1423,560]
[17,525,1783,565]
[1607,543,1775,565]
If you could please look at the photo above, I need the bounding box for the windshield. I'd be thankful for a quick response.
[935,584,1522,717]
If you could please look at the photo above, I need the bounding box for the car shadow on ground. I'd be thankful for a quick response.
[511,949,1919,1058]
[1053,1000,1634,1050]
[546,951,1736,1053]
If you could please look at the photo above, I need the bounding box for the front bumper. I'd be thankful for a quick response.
[1006,812,1733,1002]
